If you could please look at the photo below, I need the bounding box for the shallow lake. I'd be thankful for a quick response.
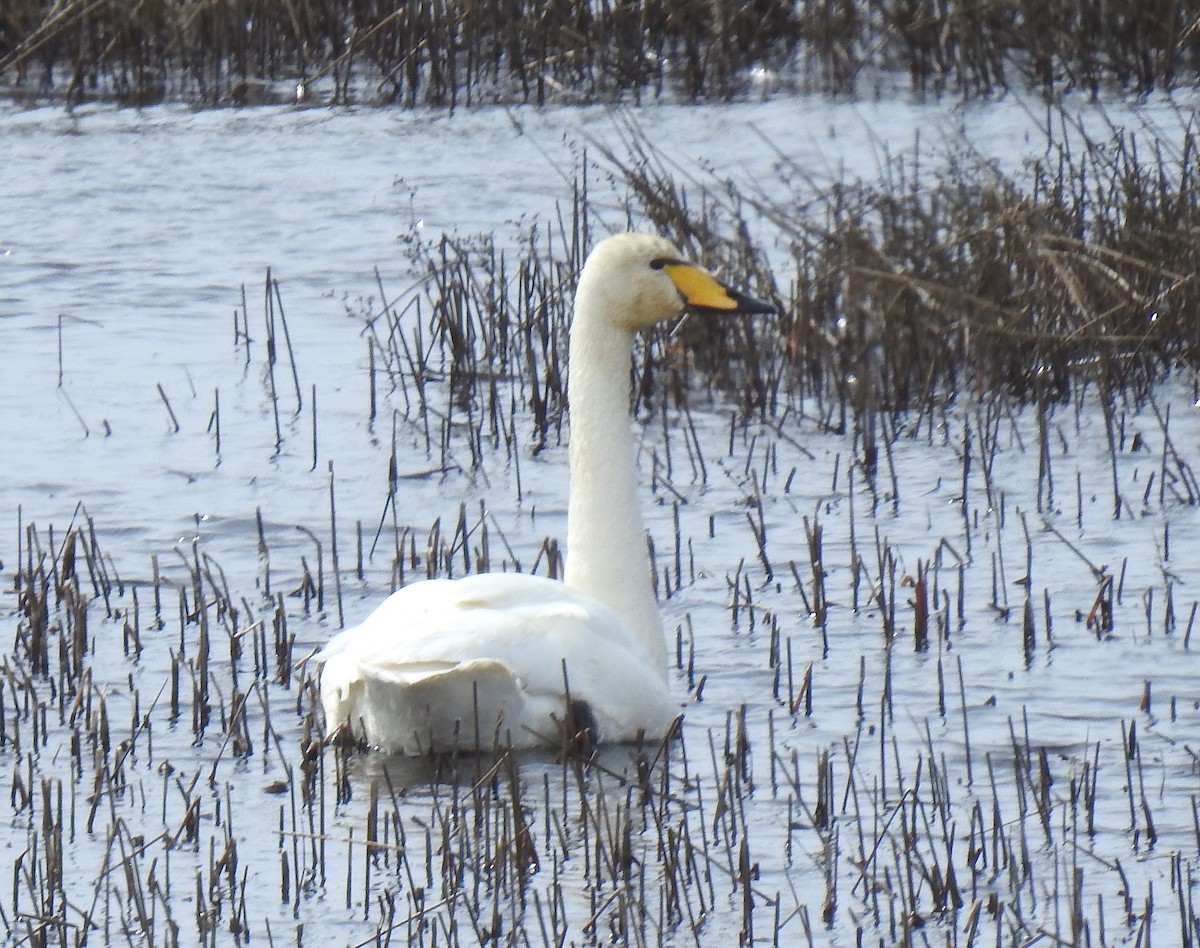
[3,93,1200,945]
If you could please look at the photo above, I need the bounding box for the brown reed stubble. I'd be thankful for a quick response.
[0,0,799,106]
[2,0,1199,106]
[337,177,1200,936]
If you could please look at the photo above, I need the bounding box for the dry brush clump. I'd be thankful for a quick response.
[602,114,1200,421]
[0,0,800,106]
[2,0,1200,106]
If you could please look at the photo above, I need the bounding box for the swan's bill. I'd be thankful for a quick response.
[656,260,773,315]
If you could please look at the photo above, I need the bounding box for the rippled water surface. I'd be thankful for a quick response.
[3,95,1200,945]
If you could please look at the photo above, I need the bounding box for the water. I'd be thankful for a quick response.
[3,94,1200,945]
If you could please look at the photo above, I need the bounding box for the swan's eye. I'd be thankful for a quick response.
[649,257,680,271]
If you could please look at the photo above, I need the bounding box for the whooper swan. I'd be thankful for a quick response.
[317,232,771,754]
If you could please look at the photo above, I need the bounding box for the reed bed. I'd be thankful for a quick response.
[3,0,1200,106]
[608,109,1200,544]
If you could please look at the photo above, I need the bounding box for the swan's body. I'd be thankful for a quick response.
[318,233,769,754]
[317,573,669,751]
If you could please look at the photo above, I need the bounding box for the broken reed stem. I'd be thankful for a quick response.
[156,383,180,433]
[271,276,303,414]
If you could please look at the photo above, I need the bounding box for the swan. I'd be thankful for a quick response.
[317,232,771,754]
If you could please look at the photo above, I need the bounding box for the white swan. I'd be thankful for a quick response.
[317,232,771,754]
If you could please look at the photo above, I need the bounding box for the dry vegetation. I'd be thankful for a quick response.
[343,113,1200,538]
[2,0,1200,105]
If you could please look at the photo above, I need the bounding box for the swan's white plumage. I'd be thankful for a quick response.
[318,573,673,753]
[317,232,767,754]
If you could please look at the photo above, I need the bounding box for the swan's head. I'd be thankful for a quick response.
[576,233,772,333]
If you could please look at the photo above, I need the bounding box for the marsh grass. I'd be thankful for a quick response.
[608,112,1200,415]
[3,0,1200,106]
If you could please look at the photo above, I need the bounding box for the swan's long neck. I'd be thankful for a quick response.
[563,309,667,677]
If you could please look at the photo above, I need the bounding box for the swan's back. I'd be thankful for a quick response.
[318,573,674,754]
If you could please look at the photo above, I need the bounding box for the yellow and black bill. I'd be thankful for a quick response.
[654,258,774,315]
